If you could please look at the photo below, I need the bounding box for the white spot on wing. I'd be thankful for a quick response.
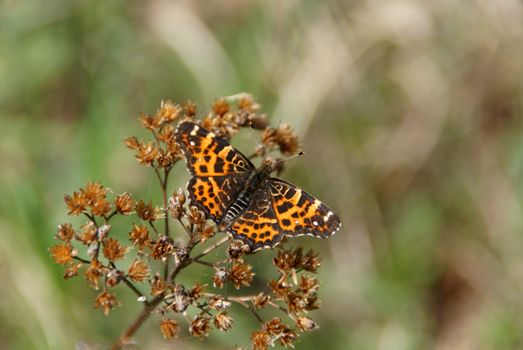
[189,141,195,146]
[190,125,199,136]
[313,221,319,226]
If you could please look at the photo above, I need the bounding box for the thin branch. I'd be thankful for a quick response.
[192,258,214,268]
[105,210,118,221]
[73,256,90,264]
[148,221,160,236]
[112,235,199,349]
[162,167,172,237]
[192,235,229,261]
[109,262,146,303]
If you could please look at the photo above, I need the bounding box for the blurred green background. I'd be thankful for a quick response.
[2,0,523,349]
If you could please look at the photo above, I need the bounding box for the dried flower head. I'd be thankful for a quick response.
[129,223,151,249]
[296,316,318,332]
[103,238,129,261]
[127,259,150,282]
[115,193,134,214]
[64,191,87,215]
[50,243,75,265]
[214,312,233,331]
[189,314,211,339]
[56,223,75,242]
[160,318,179,339]
[94,291,120,316]
[229,260,255,289]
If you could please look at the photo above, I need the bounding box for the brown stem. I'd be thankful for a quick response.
[111,234,198,349]
[111,295,164,350]
[192,235,229,261]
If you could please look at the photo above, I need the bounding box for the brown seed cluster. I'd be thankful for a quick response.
[50,95,322,350]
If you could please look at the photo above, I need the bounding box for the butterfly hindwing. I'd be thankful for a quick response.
[269,179,341,238]
[228,187,283,252]
[176,121,255,177]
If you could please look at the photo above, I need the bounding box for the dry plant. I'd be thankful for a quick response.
[50,94,328,349]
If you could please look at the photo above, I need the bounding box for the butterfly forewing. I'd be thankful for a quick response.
[176,121,254,222]
[176,121,255,177]
[188,175,247,222]
[269,179,341,238]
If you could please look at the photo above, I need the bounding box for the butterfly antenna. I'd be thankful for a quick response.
[276,151,305,164]
[247,119,265,159]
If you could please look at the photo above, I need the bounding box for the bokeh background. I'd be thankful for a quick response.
[2,0,523,349]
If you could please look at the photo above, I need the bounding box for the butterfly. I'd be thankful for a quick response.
[175,121,341,252]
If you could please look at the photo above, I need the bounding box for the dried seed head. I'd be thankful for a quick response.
[170,286,190,313]
[212,98,230,116]
[189,314,211,339]
[188,206,205,225]
[160,318,179,339]
[106,268,123,288]
[115,193,134,214]
[183,100,197,117]
[304,295,321,311]
[94,291,120,316]
[227,240,250,259]
[301,250,321,272]
[129,223,151,249]
[169,188,186,220]
[208,295,231,310]
[229,260,255,289]
[299,275,319,295]
[251,330,271,350]
[136,141,159,166]
[188,281,205,301]
[296,316,319,332]
[50,243,74,265]
[124,136,140,150]
[263,317,287,337]
[64,191,87,215]
[102,238,129,261]
[213,268,227,289]
[262,123,300,156]
[128,259,150,282]
[56,223,75,242]
[63,263,81,279]
[268,278,291,298]
[214,311,233,331]
[150,274,167,296]
[140,112,156,130]
[279,328,298,348]
[77,221,97,245]
[252,293,270,309]
[135,200,163,221]
[238,94,260,113]
[285,291,307,314]
[155,100,181,126]
[197,223,215,243]
[84,259,104,289]
[152,236,174,260]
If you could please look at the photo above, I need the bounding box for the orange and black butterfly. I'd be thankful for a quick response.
[176,121,341,252]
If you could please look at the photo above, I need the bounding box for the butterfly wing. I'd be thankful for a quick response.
[176,121,255,222]
[228,186,283,252]
[268,179,341,238]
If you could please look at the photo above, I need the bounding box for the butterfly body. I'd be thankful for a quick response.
[176,121,341,252]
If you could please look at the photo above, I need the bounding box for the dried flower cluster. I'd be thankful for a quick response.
[51,94,324,349]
